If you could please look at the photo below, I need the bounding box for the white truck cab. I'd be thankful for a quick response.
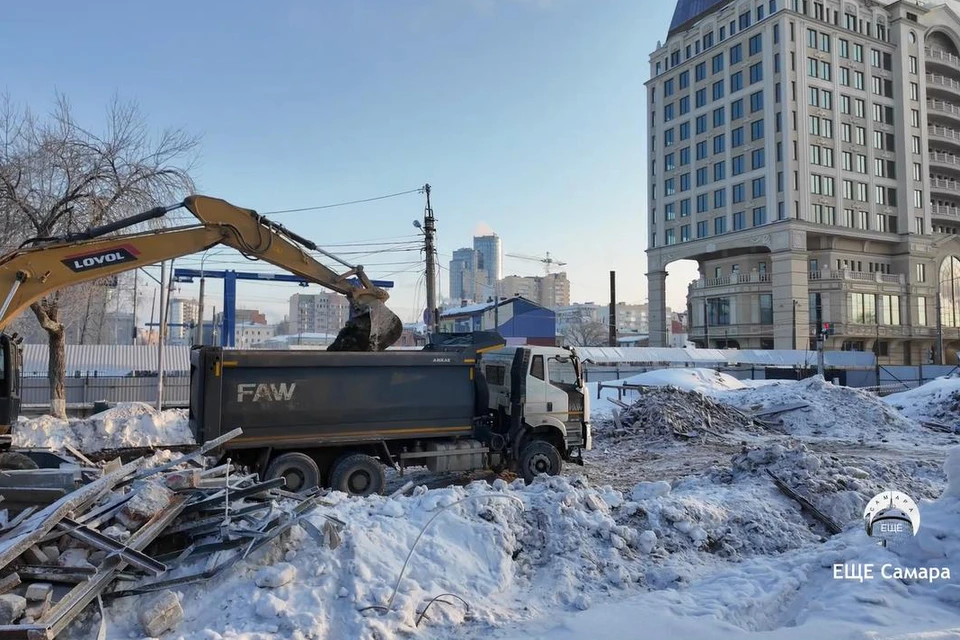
[479,345,591,478]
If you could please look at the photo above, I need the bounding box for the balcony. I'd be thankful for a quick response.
[926,47,960,74]
[687,323,774,341]
[808,270,905,285]
[931,204,960,221]
[929,125,960,149]
[930,151,960,174]
[931,177,960,196]
[927,73,960,97]
[689,272,771,290]
[927,99,960,125]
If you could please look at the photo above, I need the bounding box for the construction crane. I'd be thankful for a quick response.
[505,251,567,275]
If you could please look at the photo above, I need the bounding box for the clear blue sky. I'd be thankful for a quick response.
[0,0,697,325]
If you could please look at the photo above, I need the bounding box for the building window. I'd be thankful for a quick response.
[680,224,691,242]
[733,183,745,203]
[749,33,763,55]
[917,296,927,326]
[730,43,743,64]
[733,211,745,230]
[707,298,731,325]
[750,90,763,112]
[664,228,676,245]
[750,62,763,84]
[713,106,726,127]
[759,294,773,324]
[752,177,766,198]
[714,216,727,234]
[880,295,901,325]
[917,263,926,282]
[850,293,877,324]
[753,206,767,226]
[696,62,706,81]
[714,188,726,208]
[712,53,724,73]
[697,220,709,238]
[752,148,765,170]
[751,119,764,140]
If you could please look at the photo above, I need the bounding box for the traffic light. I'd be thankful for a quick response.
[821,322,834,336]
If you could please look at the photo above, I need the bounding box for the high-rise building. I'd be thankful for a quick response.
[288,292,349,335]
[473,234,503,287]
[449,248,487,302]
[646,0,960,364]
[168,298,199,343]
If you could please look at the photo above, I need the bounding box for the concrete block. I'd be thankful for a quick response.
[39,546,59,563]
[22,546,47,565]
[58,548,93,569]
[25,583,52,602]
[0,594,26,625]
[255,563,297,589]
[117,482,174,531]
[138,590,183,637]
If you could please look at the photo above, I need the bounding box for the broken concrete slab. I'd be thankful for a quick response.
[138,590,183,637]
[116,481,174,531]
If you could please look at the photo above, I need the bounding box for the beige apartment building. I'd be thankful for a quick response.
[498,272,572,308]
[646,0,960,364]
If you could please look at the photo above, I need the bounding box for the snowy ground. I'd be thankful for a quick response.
[13,372,960,639]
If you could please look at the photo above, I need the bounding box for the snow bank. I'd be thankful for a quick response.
[609,368,748,393]
[12,402,194,453]
[884,375,960,426]
[716,376,919,441]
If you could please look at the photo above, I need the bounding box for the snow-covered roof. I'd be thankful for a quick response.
[576,347,877,369]
[21,344,192,376]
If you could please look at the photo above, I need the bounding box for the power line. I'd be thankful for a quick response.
[259,188,424,215]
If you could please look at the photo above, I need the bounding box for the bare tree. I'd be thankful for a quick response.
[563,318,610,347]
[0,93,198,417]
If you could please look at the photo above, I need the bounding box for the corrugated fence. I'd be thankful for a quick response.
[21,377,190,407]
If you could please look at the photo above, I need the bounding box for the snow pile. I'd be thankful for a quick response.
[722,442,945,527]
[884,375,960,426]
[608,368,748,393]
[600,386,758,443]
[12,402,194,453]
[716,376,918,441]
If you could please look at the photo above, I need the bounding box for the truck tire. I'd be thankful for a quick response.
[329,453,385,497]
[0,452,39,471]
[264,452,321,494]
[519,440,562,483]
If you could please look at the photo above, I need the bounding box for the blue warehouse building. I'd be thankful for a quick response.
[439,296,557,346]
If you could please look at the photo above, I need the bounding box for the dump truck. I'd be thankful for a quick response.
[0,195,405,469]
[189,332,592,495]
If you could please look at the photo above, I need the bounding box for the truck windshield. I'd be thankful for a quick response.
[548,357,579,388]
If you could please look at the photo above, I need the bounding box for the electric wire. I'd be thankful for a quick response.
[258,187,424,215]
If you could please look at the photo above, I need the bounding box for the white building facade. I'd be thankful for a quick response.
[646,0,960,364]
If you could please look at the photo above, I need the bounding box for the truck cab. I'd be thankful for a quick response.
[479,345,591,478]
[0,333,21,439]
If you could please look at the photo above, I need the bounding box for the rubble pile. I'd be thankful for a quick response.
[714,442,946,526]
[604,386,759,443]
[0,429,339,638]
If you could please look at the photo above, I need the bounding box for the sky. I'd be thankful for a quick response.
[0,0,700,326]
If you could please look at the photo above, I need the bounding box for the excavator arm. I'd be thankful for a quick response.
[0,195,404,351]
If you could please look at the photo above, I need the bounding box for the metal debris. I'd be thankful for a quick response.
[0,429,341,639]
[603,386,760,443]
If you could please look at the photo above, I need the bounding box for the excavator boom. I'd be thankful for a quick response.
[0,195,403,351]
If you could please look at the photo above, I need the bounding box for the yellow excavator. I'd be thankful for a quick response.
[0,195,405,464]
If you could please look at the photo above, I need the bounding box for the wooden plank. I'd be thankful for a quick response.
[749,402,810,418]
[0,458,141,570]
[767,470,842,535]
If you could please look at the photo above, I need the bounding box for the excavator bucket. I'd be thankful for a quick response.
[327,297,404,351]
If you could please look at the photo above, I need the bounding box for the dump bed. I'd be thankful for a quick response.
[189,347,477,450]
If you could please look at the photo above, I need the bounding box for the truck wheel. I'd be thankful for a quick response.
[264,453,320,493]
[0,452,39,471]
[519,440,562,483]
[329,453,385,497]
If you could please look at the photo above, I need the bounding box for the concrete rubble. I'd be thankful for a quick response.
[0,428,343,639]
[603,386,762,443]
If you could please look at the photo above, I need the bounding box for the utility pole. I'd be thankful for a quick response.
[131,270,139,345]
[608,271,616,347]
[423,184,438,334]
[196,272,206,346]
[157,261,168,411]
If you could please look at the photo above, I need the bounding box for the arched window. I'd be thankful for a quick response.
[940,256,960,328]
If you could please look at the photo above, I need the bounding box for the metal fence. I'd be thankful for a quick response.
[21,376,191,408]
